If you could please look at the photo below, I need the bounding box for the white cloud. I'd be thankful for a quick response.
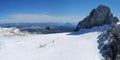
[0,14,83,23]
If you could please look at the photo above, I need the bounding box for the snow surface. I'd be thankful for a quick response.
[0,26,109,60]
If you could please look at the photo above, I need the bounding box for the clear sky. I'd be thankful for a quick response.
[0,0,120,23]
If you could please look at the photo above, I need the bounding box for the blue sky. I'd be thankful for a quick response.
[0,0,120,23]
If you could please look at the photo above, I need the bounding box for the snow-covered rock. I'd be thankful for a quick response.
[76,5,119,31]
[97,24,120,60]
[0,27,30,37]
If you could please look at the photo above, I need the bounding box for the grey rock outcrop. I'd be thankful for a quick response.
[98,24,120,60]
[76,5,119,31]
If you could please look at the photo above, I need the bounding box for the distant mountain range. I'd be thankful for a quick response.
[0,22,76,34]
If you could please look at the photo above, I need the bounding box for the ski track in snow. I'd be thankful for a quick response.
[0,32,102,60]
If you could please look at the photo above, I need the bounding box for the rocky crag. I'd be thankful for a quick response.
[97,24,120,60]
[76,5,119,31]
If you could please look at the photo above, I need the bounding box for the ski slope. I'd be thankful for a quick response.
[0,26,109,60]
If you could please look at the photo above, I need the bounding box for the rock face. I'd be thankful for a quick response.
[76,5,119,31]
[98,24,120,60]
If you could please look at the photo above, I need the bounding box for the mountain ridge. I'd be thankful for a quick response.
[76,5,119,31]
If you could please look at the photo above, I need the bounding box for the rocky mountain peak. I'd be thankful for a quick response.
[97,5,110,12]
[75,5,119,31]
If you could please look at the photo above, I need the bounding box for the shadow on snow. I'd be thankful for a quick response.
[67,25,110,35]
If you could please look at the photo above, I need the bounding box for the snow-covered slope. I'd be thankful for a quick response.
[0,25,109,60]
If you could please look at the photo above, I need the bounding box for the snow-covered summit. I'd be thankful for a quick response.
[76,5,119,31]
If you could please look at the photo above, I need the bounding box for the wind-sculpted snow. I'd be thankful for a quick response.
[0,27,30,37]
[98,24,120,60]
[76,5,119,31]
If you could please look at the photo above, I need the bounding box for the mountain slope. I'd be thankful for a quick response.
[0,26,109,60]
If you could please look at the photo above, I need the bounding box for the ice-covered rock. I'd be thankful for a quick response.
[76,5,119,31]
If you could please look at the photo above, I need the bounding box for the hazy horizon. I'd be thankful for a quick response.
[0,0,120,23]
